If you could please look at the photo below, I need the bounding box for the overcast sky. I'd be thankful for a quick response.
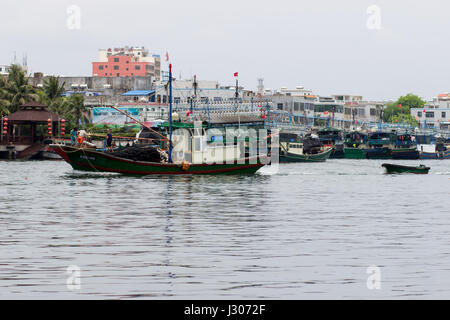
[1,0,449,100]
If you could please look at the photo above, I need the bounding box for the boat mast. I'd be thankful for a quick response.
[190,75,197,116]
[235,75,239,112]
[169,63,173,163]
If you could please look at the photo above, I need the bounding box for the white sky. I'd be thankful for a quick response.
[1,0,449,100]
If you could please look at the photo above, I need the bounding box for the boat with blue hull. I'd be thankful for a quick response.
[363,131,396,159]
[391,133,419,160]
[418,139,450,159]
[420,149,450,159]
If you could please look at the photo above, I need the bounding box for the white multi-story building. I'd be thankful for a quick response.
[411,106,450,130]
[266,88,386,128]
[410,93,450,130]
[0,65,10,76]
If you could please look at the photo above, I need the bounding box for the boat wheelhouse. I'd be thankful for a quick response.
[343,131,367,159]
[363,131,396,159]
[317,127,344,158]
[279,132,333,162]
[391,133,419,160]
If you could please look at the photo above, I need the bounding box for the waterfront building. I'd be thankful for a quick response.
[92,46,161,80]
[265,88,388,129]
[409,93,450,130]
[411,106,450,130]
[0,65,10,76]
[0,102,62,160]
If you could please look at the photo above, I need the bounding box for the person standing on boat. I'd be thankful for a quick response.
[70,128,77,145]
[106,129,113,151]
[77,129,87,147]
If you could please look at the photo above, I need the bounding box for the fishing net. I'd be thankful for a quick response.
[110,145,168,163]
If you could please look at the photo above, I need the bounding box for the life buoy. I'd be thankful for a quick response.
[181,161,190,171]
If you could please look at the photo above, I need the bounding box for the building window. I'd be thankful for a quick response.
[99,65,104,70]
[442,112,446,118]
[294,102,300,111]
[126,68,129,71]
[114,66,119,70]
[426,111,434,118]
[417,111,422,117]
[116,73,120,77]
[135,65,141,70]
[370,108,376,116]
[105,73,107,76]
[114,58,119,62]
[277,103,283,110]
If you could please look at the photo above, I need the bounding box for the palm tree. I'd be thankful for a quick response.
[4,65,39,113]
[0,75,10,115]
[66,94,88,125]
[43,76,66,102]
[42,76,66,115]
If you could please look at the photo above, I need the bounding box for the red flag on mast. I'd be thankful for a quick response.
[234,72,238,77]
[165,51,169,62]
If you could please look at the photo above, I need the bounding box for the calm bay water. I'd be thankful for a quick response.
[1,159,450,299]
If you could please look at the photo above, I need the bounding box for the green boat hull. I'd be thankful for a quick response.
[51,145,266,175]
[343,147,366,159]
[280,148,333,163]
[382,163,430,174]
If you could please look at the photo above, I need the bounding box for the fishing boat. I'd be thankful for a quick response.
[382,163,430,174]
[50,144,266,175]
[420,149,450,160]
[418,139,450,159]
[50,64,268,175]
[317,127,344,159]
[343,131,367,159]
[391,147,420,160]
[279,132,333,162]
[391,133,419,160]
[363,131,396,159]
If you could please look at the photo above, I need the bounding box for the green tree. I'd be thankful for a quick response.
[65,94,88,126]
[41,76,67,116]
[389,113,418,127]
[383,93,425,125]
[0,75,11,115]
[3,64,39,113]
[42,76,66,102]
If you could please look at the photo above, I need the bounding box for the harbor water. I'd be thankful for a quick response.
[1,160,450,299]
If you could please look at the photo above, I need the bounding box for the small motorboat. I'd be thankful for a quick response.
[382,163,430,174]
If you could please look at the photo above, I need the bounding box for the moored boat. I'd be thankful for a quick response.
[51,144,267,175]
[343,131,367,159]
[280,133,333,162]
[317,127,344,159]
[382,163,430,174]
[419,149,450,160]
[363,131,396,159]
[391,133,419,160]
[391,147,420,160]
[280,146,333,163]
